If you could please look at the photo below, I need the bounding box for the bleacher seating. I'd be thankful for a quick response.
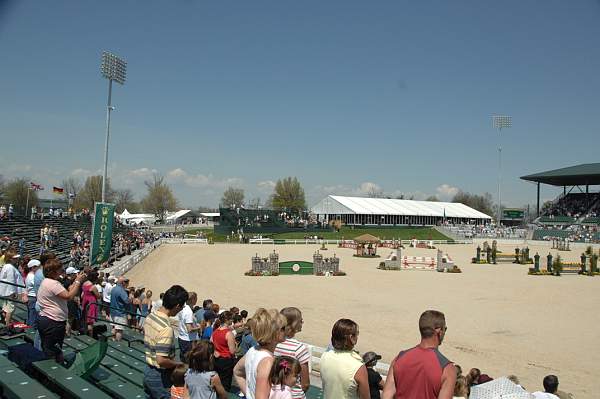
[582,217,600,225]
[532,229,571,240]
[0,216,131,265]
[217,207,329,235]
[544,192,600,218]
[538,216,575,224]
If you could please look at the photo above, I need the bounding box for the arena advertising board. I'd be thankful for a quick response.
[502,208,524,220]
[90,202,116,266]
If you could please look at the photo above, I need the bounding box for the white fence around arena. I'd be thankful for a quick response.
[106,237,475,277]
[104,240,163,277]
[305,344,390,379]
[249,238,473,245]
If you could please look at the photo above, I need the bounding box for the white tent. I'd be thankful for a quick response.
[310,195,491,226]
[118,210,157,225]
[166,209,192,222]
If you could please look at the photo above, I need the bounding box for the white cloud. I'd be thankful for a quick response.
[128,168,157,178]
[436,184,460,201]
[167,168,187,179]
[70,168,94,177]
[257,180,276,192]
[311,182,385,198]
[166,168,243,189]
[355,182,382,196]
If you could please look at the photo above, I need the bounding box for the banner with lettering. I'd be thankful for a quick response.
[90,202,116,266]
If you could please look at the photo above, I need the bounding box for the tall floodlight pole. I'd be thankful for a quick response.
[100,51,127,202]
[492,115,512,226]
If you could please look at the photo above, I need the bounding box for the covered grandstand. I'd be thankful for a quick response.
[310,195,491,226]
[521,163,600,216]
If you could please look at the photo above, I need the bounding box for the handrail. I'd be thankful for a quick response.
[83,300,146,320]
[83,301,146,331]
[0,280,26,289]
[0,295,27,304]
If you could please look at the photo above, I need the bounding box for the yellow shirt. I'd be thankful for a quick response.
[143,310,176,368]
[320,350,363,399]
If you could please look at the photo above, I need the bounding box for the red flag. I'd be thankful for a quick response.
[53,186,64,194]
[30,182,44,191]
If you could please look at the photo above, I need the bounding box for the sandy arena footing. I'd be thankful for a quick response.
[125,242,600,397]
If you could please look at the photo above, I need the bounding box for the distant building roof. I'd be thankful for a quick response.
[311,195,491,219]
[200,212,220,218]
[166,209,192,221]
[521,163,600,186]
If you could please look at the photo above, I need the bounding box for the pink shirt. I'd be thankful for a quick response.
[270,385,293,399]
[37,278,68,321]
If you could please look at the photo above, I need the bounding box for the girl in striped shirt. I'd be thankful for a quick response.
[273,307,310,399]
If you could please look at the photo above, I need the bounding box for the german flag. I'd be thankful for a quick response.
[53,186,64,194]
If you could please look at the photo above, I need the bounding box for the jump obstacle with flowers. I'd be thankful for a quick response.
[378,247,460,272]
[245,250,346,276]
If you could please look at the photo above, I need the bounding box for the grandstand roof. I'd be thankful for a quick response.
[311,195,492,219]
[166,209,192,221]
[521,163,600,186]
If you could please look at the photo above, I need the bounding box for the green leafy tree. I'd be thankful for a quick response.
[4,178,38,215]
[141,174,179,220]
[270,177,306,214]
[220,187,245,208]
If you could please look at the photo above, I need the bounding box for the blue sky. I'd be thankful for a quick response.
[1,1,599,208]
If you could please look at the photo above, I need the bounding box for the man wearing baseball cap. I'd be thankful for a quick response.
[25,259,41,327]
[363,351,384,399]
[0,250,25,325]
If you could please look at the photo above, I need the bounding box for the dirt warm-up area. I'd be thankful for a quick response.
[126,242,600,397]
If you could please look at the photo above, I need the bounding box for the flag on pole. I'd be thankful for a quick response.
[30,182,44,191]
[53,186,64,194]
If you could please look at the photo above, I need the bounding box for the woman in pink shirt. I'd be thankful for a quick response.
[37,258,86,361]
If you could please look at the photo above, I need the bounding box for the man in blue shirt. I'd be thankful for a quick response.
[109,277,130,341]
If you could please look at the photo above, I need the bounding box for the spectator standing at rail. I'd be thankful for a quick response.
[0,250,25,325]
[142,284,188,399]
[109,277,130,341]
[36,258,86,362]
[25,259,41,326]
[320,318,370,399]
[274,307,310,398]
[382,310,456,399]
[177,291,200,362]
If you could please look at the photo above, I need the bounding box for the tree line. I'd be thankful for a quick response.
[1,172,516,221]
[220,176,306,214]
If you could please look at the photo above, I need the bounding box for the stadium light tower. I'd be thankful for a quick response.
[100,51,127,202]
[492,115,512,226]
